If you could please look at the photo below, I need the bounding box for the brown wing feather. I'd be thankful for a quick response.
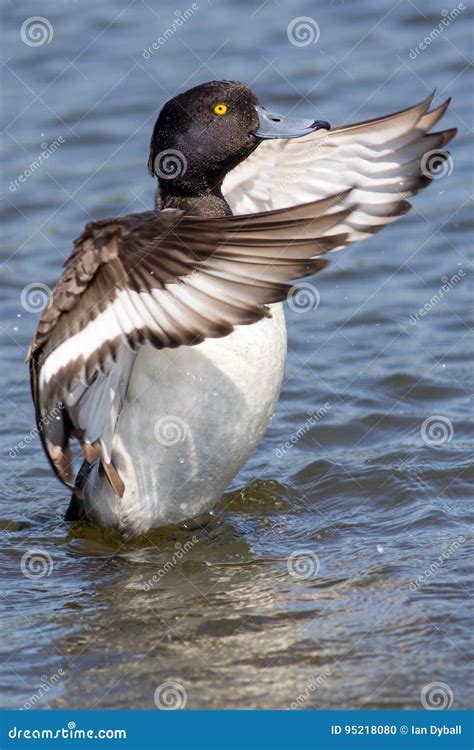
[28,194,350,489]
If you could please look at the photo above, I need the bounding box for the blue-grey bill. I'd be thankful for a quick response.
[253,105,330,140]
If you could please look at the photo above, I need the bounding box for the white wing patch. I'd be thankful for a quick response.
[65,347,136,462]
[223,97,453,219]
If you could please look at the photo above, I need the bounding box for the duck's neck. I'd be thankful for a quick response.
[157,182,232,218]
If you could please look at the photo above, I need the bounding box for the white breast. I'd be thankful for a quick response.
[83,303,287,536]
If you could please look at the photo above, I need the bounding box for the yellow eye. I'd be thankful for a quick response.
[213,103,228,115]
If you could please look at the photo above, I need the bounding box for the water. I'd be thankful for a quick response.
[1,0,472,711]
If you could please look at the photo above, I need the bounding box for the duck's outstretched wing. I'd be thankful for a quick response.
[28,194,377,494]
[223,94,456,227]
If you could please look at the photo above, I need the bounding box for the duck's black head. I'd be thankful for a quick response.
[148,80,330,216]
